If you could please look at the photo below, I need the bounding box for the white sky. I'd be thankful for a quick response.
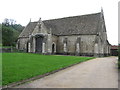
[0,0,119,45]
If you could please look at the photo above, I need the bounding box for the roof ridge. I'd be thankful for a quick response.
[19,12,103,37]
[30,21,38,23]
[19,22,38,38]
[43,12,101,22]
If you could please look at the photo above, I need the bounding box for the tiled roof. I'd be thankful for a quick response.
[43,13,101,35]
[19,12,101,37]
[19,22,37,37]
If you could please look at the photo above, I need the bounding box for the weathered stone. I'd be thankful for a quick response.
[16,11,111,57]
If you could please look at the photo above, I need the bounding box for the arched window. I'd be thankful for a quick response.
[76,43,80,53]
[28,42,31,52]
[52,43,56,54]
[94,43,98,54]
[17,40,20,49]
[42,42,45,53]
[63,38,67,53]
[76,37,81,53]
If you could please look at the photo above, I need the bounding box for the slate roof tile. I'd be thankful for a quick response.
[19,12,101,37]
[43,13,101,35]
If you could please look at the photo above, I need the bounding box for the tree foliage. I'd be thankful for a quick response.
[2,18,24,46]
[3,18,16,26]
[2,25,14,46]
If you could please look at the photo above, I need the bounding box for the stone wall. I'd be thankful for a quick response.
[17,37,29,51]
[52,35,58,53]
[32,21,48,35]
[57,35,96,56]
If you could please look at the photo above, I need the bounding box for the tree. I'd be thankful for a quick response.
[3,18,9,26]
[2,18,24,46]
[9,19,16,26]
[2,25,14,46]
[12,24,24,32]
[2,18,16,26]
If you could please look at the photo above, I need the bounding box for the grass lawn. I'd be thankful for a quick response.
[2,53,94,85]
[1,46,12,48]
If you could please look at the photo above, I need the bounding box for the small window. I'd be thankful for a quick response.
[63,38,67,43]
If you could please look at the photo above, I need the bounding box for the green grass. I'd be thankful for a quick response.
[2,46,12,48]
[2,53,94,85]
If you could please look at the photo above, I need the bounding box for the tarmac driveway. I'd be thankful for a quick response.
[15,56,118,88]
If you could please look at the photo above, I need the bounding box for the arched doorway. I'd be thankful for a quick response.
[52,43,55,54]
[35,35,43,53]
[26,42,29,52]
[52,43,56,54]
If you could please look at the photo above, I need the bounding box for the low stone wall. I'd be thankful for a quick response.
[0,48,2,53]
[1,48,12,53]
[56,53,110,57]
[56,53,94,57]
[1,47,20,53]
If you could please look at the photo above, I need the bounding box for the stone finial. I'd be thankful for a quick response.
[101,7,104,14]
[100,7,104,18]
[30,18,31,22]
[50,28,52,34]
[38,17,41,22]
[38,17,42,31]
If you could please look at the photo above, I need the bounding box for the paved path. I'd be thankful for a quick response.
[15,57,118,88]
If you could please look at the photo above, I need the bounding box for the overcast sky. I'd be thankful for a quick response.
[0,0,119,45]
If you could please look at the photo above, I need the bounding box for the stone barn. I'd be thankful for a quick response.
[16,10,111,57]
